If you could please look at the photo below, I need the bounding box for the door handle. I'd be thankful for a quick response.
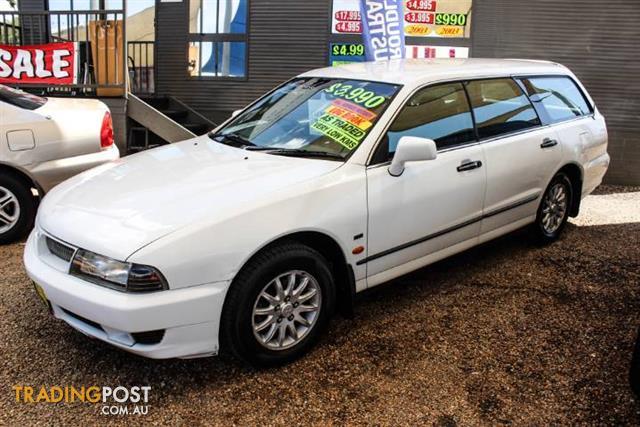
[540,138,558,148]
[457,160,483,172]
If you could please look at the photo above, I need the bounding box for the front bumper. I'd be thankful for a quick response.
[23,229,230,359]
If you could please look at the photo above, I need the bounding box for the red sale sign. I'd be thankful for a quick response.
[0,42,78,85]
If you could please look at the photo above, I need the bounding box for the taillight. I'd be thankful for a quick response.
[100,111,114,149]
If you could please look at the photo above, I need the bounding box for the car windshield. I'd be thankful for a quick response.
[0,85,47,110]
[210,77,401,160]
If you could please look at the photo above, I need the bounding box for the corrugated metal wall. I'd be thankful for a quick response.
[18,0,48,44]
[472,0,640,185]
[155,0,331,124]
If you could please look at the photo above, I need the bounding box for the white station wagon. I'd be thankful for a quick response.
[25,59,609,366]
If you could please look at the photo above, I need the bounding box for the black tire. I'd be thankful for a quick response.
[220,242,335,367]
[0,173,37,245]
[533,172,573,244]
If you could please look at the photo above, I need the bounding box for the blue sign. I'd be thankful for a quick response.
[359,0,405,62]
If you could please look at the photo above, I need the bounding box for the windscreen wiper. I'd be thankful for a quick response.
[209,132,256,147]
[244,145,275,151]
[266,148,345,161]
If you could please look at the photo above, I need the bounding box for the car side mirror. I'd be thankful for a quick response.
[231,109,242,118]
[388,136,438,177]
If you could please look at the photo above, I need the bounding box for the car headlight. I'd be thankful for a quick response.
[70,249,168,292]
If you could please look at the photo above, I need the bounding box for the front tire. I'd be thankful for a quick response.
[220,242,335,367]
[533,172,573,244]
[0,174,37,244]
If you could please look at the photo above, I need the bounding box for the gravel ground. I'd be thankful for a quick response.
[1,185,639,425]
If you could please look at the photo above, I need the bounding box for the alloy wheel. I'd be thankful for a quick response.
[252,270,322,351]
[0,186,20,234]
[541,182,568,234]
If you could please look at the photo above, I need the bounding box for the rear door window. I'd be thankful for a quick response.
[466,78,540,139]
[0,85,47,110]
[520,76,592,124]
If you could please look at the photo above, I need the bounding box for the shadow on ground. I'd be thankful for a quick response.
[1,219,639,425]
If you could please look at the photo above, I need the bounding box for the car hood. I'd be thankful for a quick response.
[38,136,343,260]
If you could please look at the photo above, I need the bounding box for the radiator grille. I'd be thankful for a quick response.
[45,237,75,262]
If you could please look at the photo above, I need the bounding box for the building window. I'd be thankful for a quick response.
[0,0,17,11]
[188,0,247,78]
[48,0,124,10]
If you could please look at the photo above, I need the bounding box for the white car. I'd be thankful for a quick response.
[0,85,119,243]
[24,59,609,366]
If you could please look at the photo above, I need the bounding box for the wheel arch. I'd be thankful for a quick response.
[555,162,583,217]
[233,230,356,318]
[0,163,43,200]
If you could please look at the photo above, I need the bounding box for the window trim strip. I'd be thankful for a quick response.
[365,73,595,166]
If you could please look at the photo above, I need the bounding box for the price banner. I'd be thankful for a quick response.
[330,43,468,66]
[331,0,472,38]
[405,44,469,58]
[405,0,437,11]
[332,0,363,33]
[0,42,78,84]
[330,43,366,66]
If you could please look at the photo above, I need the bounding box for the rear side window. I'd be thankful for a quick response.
[466,78,540,139]
[520,76,592,124]
[375,82,475,161]
[0,85,47,110]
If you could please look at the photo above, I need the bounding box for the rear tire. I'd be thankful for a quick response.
[533,172,573,244]
[0,174,37,244]
[220,242,335,367]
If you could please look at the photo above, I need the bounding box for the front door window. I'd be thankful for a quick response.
[372,82,476,163]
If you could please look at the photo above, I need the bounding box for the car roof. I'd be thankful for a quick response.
[300,58,569,86]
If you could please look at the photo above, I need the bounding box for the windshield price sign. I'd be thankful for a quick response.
[311,81,396,150]
[325,82,388,109]
[331,0,471,38]
[311,114,365,150]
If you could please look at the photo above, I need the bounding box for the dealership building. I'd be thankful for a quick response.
[2,0,639,184]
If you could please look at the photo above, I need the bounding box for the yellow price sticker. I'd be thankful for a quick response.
[436,26,464,37]
[405,24,432,36]
[311,114,365,150]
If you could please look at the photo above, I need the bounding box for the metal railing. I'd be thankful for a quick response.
[128,41,154,95]
[0,10,126,95]
[0,16,21,44]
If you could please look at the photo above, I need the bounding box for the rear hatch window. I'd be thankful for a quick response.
[0,85,47,110]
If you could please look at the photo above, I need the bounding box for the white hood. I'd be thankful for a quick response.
[38,136,342,260]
